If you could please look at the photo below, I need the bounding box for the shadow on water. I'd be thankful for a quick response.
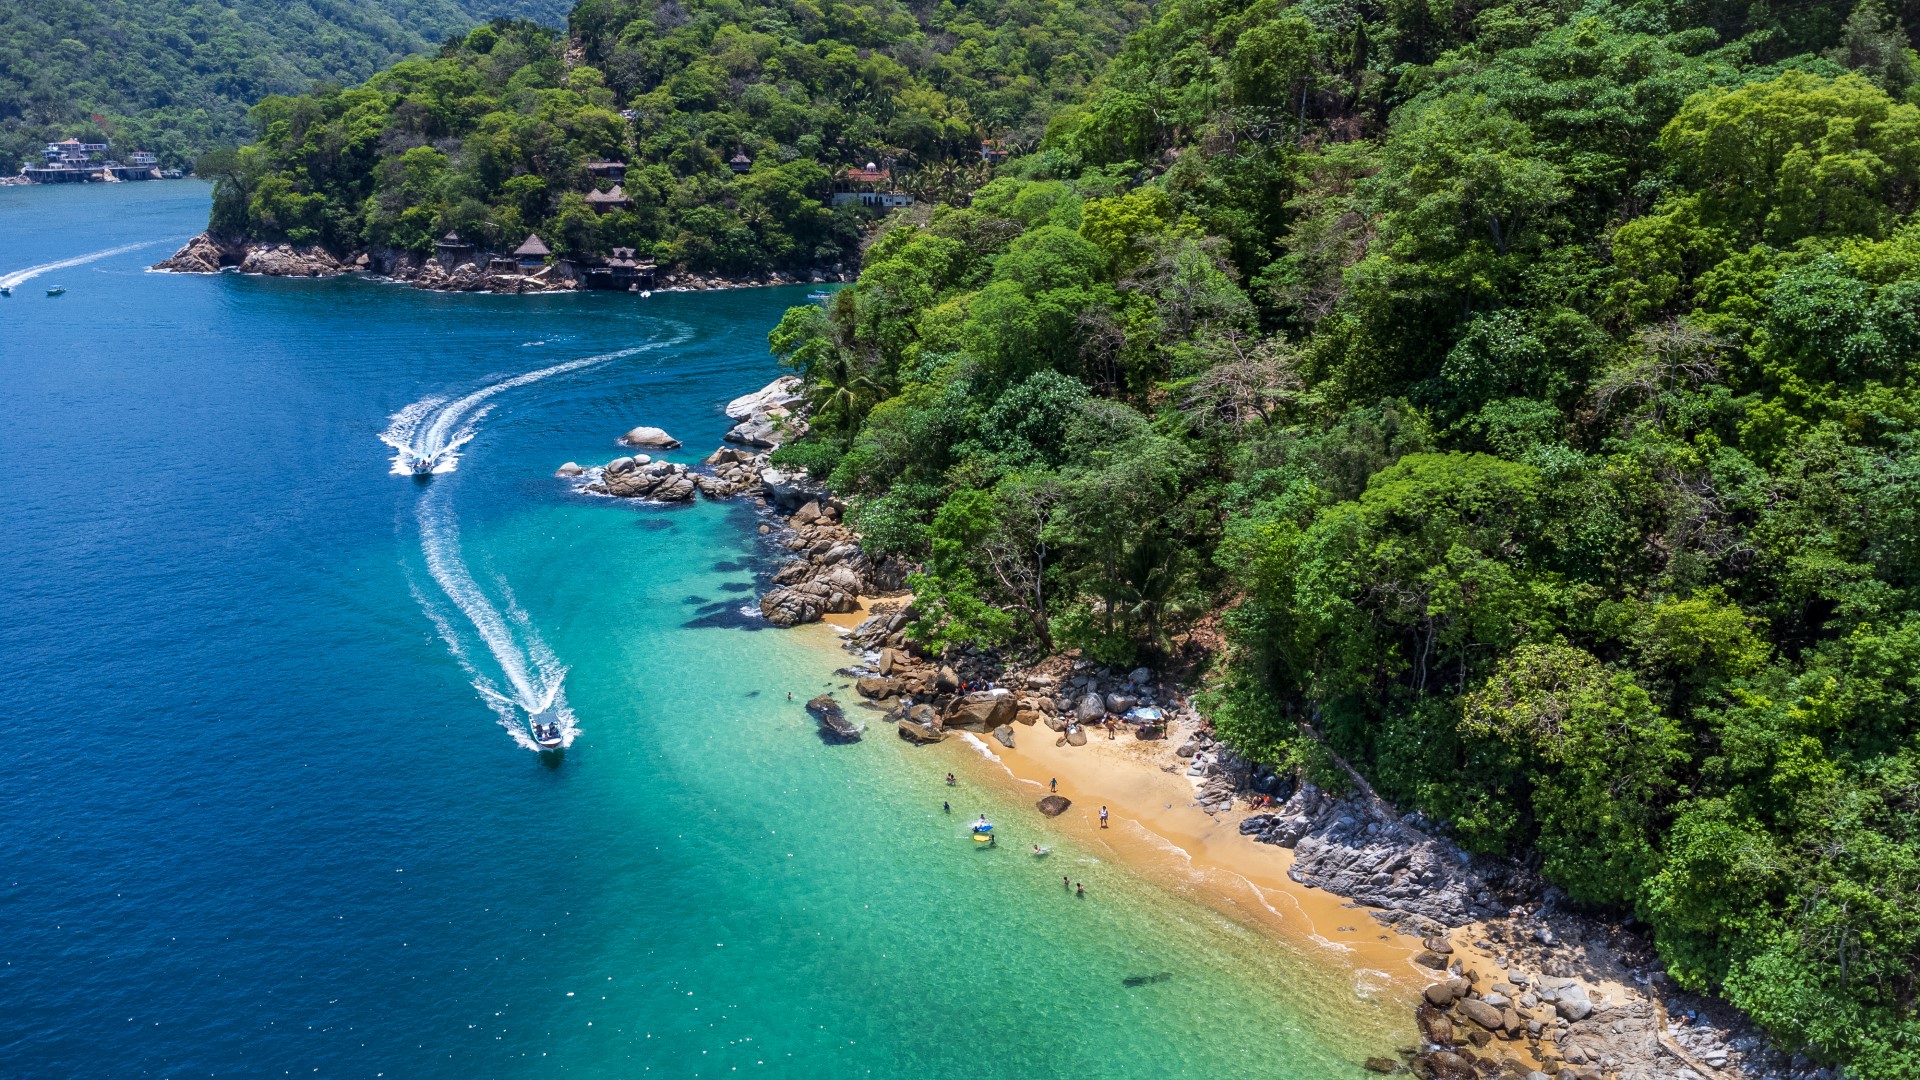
[633,518,675,531]
[681,605,768,631]
[537,748,565,770]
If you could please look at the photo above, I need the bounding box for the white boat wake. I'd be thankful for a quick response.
[415,487,576,751]
[391,333,685,749]
[379,344,656,475]
[0,238,175,290]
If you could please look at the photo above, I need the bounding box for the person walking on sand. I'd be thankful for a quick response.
[1049,777,1057,793]
[1099,806,1109,828]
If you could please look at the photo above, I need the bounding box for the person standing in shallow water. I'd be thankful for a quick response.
[1063,875,1070,890]
[1076,882,1085,898]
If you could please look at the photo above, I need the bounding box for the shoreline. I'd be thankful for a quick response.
[798,621,1434,1066]
[150,232,850,295]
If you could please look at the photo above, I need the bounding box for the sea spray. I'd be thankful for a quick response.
[0,237,175,290]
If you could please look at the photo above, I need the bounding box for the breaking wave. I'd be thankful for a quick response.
[1,238,174,290]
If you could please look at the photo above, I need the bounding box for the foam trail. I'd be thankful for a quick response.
[416,486,577,750]
[1,238,174,290]
[393,330,688,747]
[379,337,680,475]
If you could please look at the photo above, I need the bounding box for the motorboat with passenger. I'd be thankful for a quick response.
[529,711,564,751]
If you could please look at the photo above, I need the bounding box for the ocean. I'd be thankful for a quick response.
[0,181,1403,1077]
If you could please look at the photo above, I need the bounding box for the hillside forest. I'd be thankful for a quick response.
[760,0,1920,1075]
[163,0,1920,1071]
[196,0,1144,273]
[0,0,571,171]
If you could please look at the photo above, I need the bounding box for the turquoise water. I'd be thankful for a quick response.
[0,182,1403,1076]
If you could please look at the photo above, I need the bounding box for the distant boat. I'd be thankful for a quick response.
[45,286,64,296]
[407,453,437,476]
[0,285,11,296]
[640,290,652,298]
[807,291,831,302]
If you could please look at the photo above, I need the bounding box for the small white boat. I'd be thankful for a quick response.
[46,286,65,297]
[640,290,652,298]
[408,453,438,476]
[530,714,564,751]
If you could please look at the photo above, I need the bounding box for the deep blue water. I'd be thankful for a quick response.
[0,182,1400,1077]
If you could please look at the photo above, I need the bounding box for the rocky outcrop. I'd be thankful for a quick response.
[577,443,775,504]
[1036,795,1071,816]
[587,455,698,501]
[151,232,247,273]
[756,502,912,628]
[757,468,822,511]
[618,426,681,449]
[239,243,351,277]
[806,694,861,743]
[1236,782,1500,927]
[724,376,808,448]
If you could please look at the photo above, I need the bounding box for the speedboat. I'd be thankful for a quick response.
[807,291,831,302]
[408,453,438,476]
[529,715,564,751]
[1,285,12,296]
[45,286,65,297]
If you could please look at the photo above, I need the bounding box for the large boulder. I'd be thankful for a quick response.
[897,720,945,744]
[1457,999,1504,1031]
[758,469,818,510]
[554,461,585,477]
[1075,692,1106,722]
[947,692,1017,731]
[760,587,825,627]
[726,375,804,419]
[806,694,860,742]
[1036,795,1071,817]
[855,676,899,699]
[151,232,239,274]
[618,426,681,448]
[992,724,1015,748]
[724,376,808,448]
